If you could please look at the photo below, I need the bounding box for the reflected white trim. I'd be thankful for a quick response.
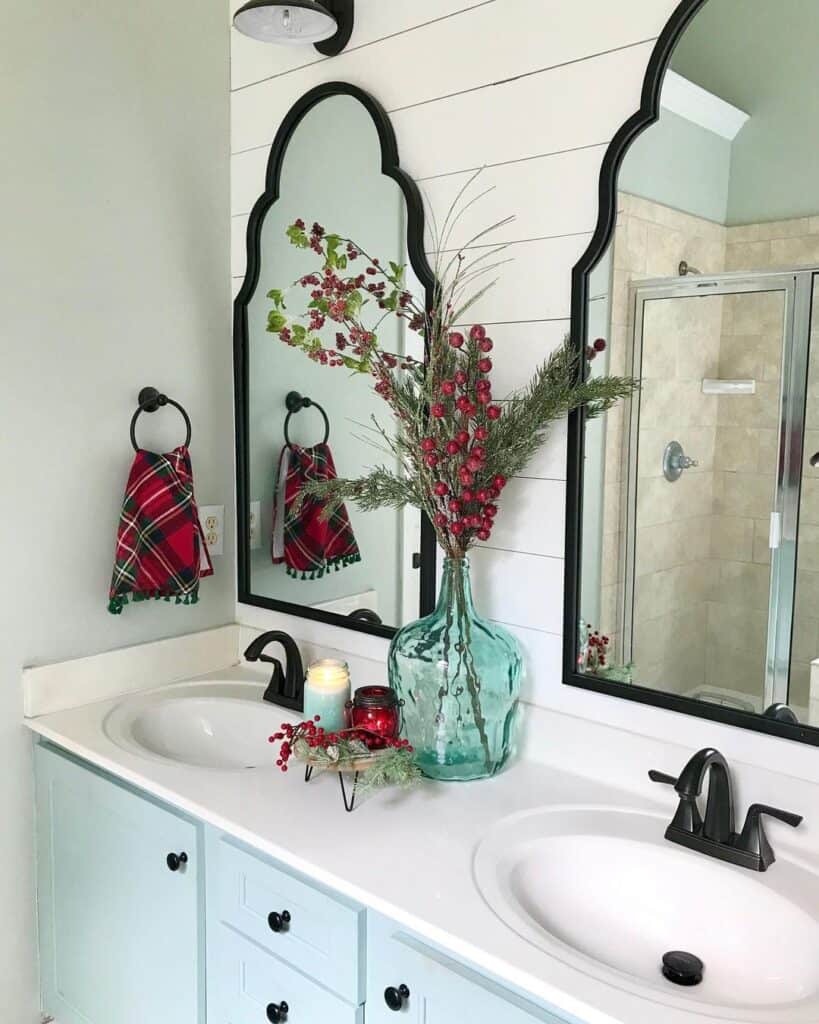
[661,70,750,140]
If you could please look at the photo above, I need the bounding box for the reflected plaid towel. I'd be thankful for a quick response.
[108,446,213,614]
[272,442,360,580]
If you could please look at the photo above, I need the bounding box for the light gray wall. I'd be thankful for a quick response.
[619,109,731,224]
[0,1,231,1018]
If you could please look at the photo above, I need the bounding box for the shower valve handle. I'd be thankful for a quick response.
[663,442,697,481]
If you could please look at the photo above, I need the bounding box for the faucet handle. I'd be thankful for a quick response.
[649,768,703,834]
[735,803,803,871]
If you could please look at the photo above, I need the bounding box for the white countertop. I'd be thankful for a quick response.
[23,667,818,1024]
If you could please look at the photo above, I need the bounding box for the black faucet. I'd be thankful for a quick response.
[649,747,803,872]
[244,631,304,712]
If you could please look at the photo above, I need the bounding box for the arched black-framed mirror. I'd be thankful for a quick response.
[565,0,819,745]
[234,82,437,639]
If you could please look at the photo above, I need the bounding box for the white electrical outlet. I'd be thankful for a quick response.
[199,505,224,556]
[249,500,261,550]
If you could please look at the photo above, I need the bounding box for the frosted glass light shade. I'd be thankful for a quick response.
[233,1,337,45]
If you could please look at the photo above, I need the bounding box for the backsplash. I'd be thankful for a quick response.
[229,0,683,707]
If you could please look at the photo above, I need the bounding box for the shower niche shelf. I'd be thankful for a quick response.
[701,379,756,396]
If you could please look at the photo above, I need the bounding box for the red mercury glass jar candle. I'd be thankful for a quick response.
[347,686,402,743]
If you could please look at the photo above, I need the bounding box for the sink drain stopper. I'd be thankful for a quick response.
[662,951,704,986]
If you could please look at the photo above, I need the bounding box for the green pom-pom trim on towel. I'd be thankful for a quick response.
[285,551,361,581]
[107,585,200,615]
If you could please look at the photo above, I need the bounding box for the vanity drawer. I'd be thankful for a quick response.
[210,835,364,1003]
[366,915,572,1024]
[212,924,363,1024]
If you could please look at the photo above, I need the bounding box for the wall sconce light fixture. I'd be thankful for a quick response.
[233,0,354,56]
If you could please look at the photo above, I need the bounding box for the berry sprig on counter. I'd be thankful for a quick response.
[268,718,419,790]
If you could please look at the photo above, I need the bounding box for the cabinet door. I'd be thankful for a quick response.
[35,744,203,1024]
[367,918,577,1024]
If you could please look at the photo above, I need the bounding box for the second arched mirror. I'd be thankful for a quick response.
[566,0,819,745]
[234,83,436,637]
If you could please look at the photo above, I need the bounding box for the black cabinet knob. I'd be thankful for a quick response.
[166,852,188,872]
[384,984,410,1011]
[266,1001,289,1022]
[267,910,292,933]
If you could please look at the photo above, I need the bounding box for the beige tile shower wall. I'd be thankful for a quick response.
[229,0,683,706]
[603,194,725,689]
[725,217,819,273]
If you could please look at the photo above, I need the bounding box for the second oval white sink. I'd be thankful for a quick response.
[474,806,819,1021]
[104,681,283,770]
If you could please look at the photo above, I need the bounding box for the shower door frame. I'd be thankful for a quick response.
[624,268,814,710]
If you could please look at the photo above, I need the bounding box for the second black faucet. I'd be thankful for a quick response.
[650,747,802,872]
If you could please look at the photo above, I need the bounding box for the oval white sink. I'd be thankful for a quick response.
[474,806,819,1021]
[104,681,284,770]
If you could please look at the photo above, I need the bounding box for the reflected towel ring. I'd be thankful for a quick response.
[130,387,192,452]
[284,390,330,447]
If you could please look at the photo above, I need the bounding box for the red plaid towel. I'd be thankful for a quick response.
[272,442,360,580]
[108,446,213,614]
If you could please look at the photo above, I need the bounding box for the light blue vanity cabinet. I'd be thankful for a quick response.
[35,744,204,1024]
[366,913,578,1024]
[35,745,579,1024]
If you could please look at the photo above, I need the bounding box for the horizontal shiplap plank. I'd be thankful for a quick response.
[487,478,566,554]
[487,320,569,397]
[471,547,564,633]
[233,40,654,167]
[496,622,563,707]
[448,233,590,324]
[419,145,607,251]
[393,43,652,182]
[524,418,569,481]
[232,146,268,215]
[230,0,496,91]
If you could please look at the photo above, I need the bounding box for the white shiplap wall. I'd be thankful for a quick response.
[230,0,680,707]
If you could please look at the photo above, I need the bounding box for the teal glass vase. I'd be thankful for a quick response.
[388,557,522,781]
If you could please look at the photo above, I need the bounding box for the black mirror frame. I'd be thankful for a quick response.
[234,81,437,640]
[563,0,819,746]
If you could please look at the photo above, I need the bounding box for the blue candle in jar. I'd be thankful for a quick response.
[303,660,351,732]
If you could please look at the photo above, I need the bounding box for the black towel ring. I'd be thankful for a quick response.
[130,387,192,452]
[283,391,330,447]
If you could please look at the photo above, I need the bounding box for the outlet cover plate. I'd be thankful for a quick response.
[200,505,224,557]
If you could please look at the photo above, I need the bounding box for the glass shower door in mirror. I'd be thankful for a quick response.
[580,273,805,716]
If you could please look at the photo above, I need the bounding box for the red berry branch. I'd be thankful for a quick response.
[264,173,638,561]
